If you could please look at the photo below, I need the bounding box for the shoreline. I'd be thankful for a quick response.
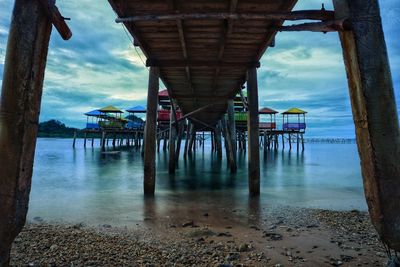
[11,207,387,266]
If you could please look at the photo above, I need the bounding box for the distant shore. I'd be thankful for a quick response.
[11,207,386,266]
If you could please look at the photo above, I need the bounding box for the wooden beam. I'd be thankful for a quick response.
[255,0,298,61]
[38,0,72,40]
[0,0,52,264]
[333,0,400,251]
[143,67,159,195]
[170,0,198,108]
[174,101,226,124]
[276,19,351,32]
[212,0,238,93]
[146,59,260,68]
[116,10,335,23]
[190,117,216,131]
[247,67,260,196]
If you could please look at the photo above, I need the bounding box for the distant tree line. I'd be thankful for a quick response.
[38,115,144,138]
[38,120,79,138]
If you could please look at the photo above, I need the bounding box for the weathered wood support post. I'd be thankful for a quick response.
[301,134,305,151]
[334,0,400,251]
[112,135,116,148]
[193,131,197,152]
[157,131,161,152]
[215,121,223,158]
[168,105,177,173]
[223,117,237,173]
[72,131,77,148]
[202,131,205,152]
[211,131,215,151]
[289,133,292,150]
[101,131,106,151]
[282,133,285,150]
[0,0,53,264]
[175,121,184,161]
[163,130,168,151]
[247,67,260,196]
[83,132,87,148]
[227,100,237,153]
[184,121,191,157]
[91,136,94,147]
[143,67,159,195]
[188,125,195,153]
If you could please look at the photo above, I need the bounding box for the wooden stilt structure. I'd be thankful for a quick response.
[83,132,87,148]
[168,105,177,173]
[175,121,184,161]
[188,125,195,154]
[227,100,237,153]
[101,132,106,151]
[334,0,400,251]
[0,0,53,264]
[247,67,260,196]
[223,117,237,173]
[143,67,159,195]
[72,131,77,148]
[215,121,223,158]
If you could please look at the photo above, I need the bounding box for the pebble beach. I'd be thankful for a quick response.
[11,207,390,266]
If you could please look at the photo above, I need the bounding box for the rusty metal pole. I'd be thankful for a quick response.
[334,0,400,251]
[0,0,53,264]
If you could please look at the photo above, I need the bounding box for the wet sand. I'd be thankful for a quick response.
[11,206,389,266]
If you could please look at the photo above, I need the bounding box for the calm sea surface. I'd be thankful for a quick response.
[27,138,366,226]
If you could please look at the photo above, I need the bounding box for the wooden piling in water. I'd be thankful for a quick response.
[334,0,400,251]
[175,121,184,161]
[0,0,52,263]
[188,124,195,153]
[183,121,191,158]
[101,131,106,151]
[168,106,177,173]
[247,67,260,196]
[83,132,87,148]
[215,121,223,158]
[163,131,168,151]
[223,117,237,173]
[72,131,77,148]
[143,67,159,195]
[227,100,237,153]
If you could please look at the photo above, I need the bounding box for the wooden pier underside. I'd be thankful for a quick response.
[0,0,399,263]
[108,0,299,128]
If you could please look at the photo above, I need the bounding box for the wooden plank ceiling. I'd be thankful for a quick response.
[108,0,298,128]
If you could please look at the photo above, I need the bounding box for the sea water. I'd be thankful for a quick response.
[27,138,366,226]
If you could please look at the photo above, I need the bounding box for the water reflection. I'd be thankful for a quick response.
[28,139,366,226]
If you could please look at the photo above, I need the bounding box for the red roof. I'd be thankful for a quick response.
[259,107,278,114]
[158,89,169,97]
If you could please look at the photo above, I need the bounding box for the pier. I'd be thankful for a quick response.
[0,0,399,263]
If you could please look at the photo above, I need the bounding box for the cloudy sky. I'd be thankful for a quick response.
[0,0,399,137]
